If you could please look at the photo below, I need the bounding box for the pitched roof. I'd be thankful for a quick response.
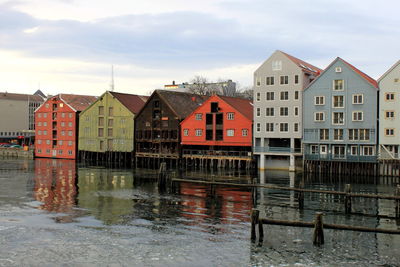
[218,95,253,121]
[340,58,378,88]
[59,94,97,111]
[109,91,148,114]
[378,60,400,83]
[156,90,208,119]
[280,50,323,74]
[0,92,44,102]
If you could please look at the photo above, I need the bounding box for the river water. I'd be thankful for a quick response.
[0,158,399,266]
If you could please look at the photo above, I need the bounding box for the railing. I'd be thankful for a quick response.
[304,153,377,162]
[183,149,251,158]
[253,146,302,154]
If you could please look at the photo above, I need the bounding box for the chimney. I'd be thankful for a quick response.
[172,80,175,85]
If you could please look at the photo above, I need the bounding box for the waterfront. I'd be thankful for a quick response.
[0,158,399,266]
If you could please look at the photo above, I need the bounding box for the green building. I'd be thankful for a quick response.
[78,91,148,163]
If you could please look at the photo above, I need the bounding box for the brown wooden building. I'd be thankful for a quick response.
[134,90,207,168]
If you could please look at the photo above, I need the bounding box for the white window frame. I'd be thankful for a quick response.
[256,77,261,87]
[280,91,289,100]
[385,128,395,136]
[385,92,395,101]
[333,129,344,141]
[227,129,235,137]
[265,107,274,117]
[314,96,325,105]
[195,129,202,136]
[242,129,248,136]
[310,145,319,154]
[279,123,289,132]
[280,107,289,117]
[350,146,358,155]
[256,108,261,117]
[280,76,289,85]
[294,91,299,100]
[352,111,363,122]
[227,112,235,120]
[361,146,374,156]
[266,76,274,85]
[319,129,329,141]
[256,123,260,132]
[332,112,345,125]
[314,112,325,122]
[332,95,345,108]
[294,106,299,117]
[352,94,364,104]
[266,92,275,101]
[266,123,274,132]
[183,129,189,136]
[294,123,299,132]
[333,79,344,91]
[385,110,395,119]
[195,113,202,120]
[256,92,261,101]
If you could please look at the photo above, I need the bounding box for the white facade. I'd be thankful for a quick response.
[253,50,321,170]
[378,61,400,159]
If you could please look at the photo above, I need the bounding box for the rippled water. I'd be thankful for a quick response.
[0,158,399,266]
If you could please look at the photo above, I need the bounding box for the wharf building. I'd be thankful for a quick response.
[134,90,207,168]
[378,60,400,159]
[303,58,379,175]
[34,94,97,159]
[0,91,45,144]
[180,94,253,169]
[253,50,321,171]
[78,91,148,165]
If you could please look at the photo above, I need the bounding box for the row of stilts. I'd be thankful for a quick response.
[183,156,253,170]
[304,160,379,176]
[79,150,132,168]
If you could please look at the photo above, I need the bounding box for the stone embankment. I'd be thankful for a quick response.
[0,148,34,159]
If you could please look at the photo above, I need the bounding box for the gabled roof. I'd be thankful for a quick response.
[279,50,323,74]
[378,60,400,83]
[0,92,44,102]
[340,58,378,88]
[109,91,148,114]
[218,95,253,121]
[156,90,208,119]
[59,94,97,112]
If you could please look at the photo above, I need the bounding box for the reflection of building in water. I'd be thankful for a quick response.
[34,158,77,212]
[77,168,134,225]
[179,183,252,223]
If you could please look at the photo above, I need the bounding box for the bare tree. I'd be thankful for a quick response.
[235,85,253,100]
[186,75,211,95]
[186,75,236,96]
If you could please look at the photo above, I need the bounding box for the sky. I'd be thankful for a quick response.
[0,0,399,96]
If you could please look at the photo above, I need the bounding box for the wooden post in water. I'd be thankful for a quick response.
[345,184,352,214]
[313,212,324,246]
[252,178,257,206]
[395,184,400,218]
[298,179,305,209]
[258,215,264,243]
[251,209,260,242]
[158,162,167,191]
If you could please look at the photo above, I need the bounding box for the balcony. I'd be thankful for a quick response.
[183,149,251,158]
[253,146,302,155]
[304,153,377,162]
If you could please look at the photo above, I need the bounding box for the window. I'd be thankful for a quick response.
[100,140,104,150]
[385,111,395,119]
[349,129,370,141]
[242,129,248,136]
[68,122,72,127]
[352,94,363,104]
[334,129,344,140]
[294,91,299,100]
[272,60,282,70]
[332,112,344,125]
[184,129,189,136]
[294,123,299,132]
[43,113,47,118]
[265,108,274,117]
[61,113,65,118]
[108,119,113,127]
[266,92,274,100]
[320,129,329,140]
[38,113,42,118]
[58,150,63,155]
[98,117,104,126]
[108,128,113,137]
[280,76,289,85]
[195,129,202,136]
[350,146,358,155]
[38,130,42,135]
[256,92,260,101]
[280,123,288,132]
[195,113,202,120]
[227,129,234,136]
[315,96,325,105]
[294,75,299,84]
[333,146,345,158]
[280,107,289,116]
[333,95,344,108]
[38,122,42,127]
[68,131,73,136]
[37,149,42,153]
[315,112,324,122]
[256,108,261,117]
[280,91,289,100]
[69,113,73,118]
[385,128,394,136]
[109,107,114,116]
[352,112,363,121]
[256,77,261,86]
[99,106,104,115]
[59,140,63,145]
[45,104,49,108]
[43,130,47,135]
[38,140,42,144]
[362,146,374,156]
[266,123,274,132]
[120,118,126,124]
[98,128,104,137]
[227,113,235,120]
[294,107,299,116]
[311,145,319,154]
[385,93,395,101]
[266,76,274,85]
[61,130,65,136]
[68,150,73,155]
[333,79,344,90]
[46,140,50,145]
[256,123,260,132]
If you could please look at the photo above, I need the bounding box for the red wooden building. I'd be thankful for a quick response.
[35,94,96,159]
[180,95,253,169]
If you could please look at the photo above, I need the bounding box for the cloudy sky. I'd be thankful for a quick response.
[0,0,399,96]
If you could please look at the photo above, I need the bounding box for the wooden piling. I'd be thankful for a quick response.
[396,184,400,218]
[251,209,259,242]
[313,212,324,246]
[298,179,304,209]
[345,184,352,214]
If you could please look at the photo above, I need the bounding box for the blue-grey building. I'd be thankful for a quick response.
[303,57,379,162]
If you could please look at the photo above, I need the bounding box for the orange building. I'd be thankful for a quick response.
[34,94,96,159]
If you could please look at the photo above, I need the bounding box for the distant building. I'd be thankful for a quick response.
[35,94,97,159]
[164,80,237,96]
[303,57,379,162]
[253,50,321,171]
[134,90,207,167]
[0,91,45,144]
[78,91,148,160]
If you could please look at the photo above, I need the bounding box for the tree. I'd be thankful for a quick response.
[235,85,253,100]
[186,75,215,95]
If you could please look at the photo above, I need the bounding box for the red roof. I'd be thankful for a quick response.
[280,51,323,74]
[339,58,378,88]
[218,95,253,121]
[59,94,97,111]
[109,91,148,114]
